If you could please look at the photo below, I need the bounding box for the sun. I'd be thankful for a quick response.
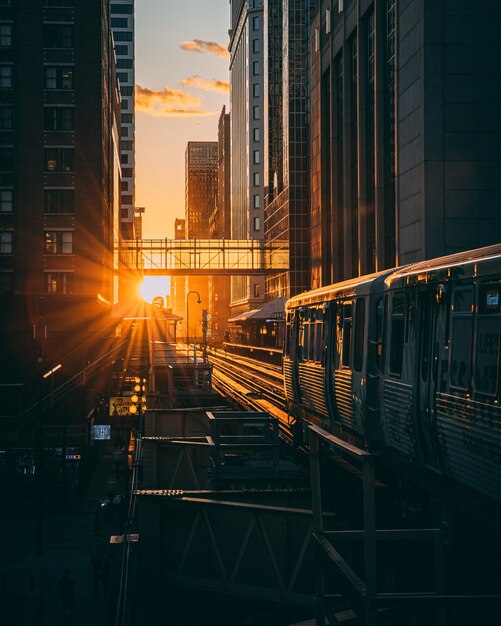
[138,276,171,304]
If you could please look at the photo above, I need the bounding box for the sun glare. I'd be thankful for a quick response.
[138,276,171,304]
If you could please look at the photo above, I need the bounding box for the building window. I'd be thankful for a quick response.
[111,4,133,14]
[44,230,73,254]
[0,106,12,130]
[115,44,129,55]
[253,283,261,298]
[252,38,260,53]
[121,180,129,192]
[45,148,74,172]
[117,59,133,69]
[253,105,260,120]
[252,61,260,75]
[0,147,13,171]
[121,125,129,138]
[253,127,260,142]
[0,24,12,47]
[122,168,133,178]
[0,65,12,88]
[253,216,260,231]
[0,230,12,254]
[114,31,133,42]
[117,72,129,84]
[121,117,133,127]
[120,153,129,164]
[44,107,74,131]
[45,66,73,90]
[44,24,74,49]
[252,83,260,98]
[253,150,260,164]
[45,272,73,295]
[43,0,74,6]
[0,271,13,293]
[111,17,128,28]
[0,189,13,212]
[252,15,260,30]
[121,99,129,111]
[120,86,133,96]
[253,172,260,186]
[44,189,74,214]
[253,194,260,208]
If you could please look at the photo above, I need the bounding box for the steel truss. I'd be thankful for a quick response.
[308,424,501,625]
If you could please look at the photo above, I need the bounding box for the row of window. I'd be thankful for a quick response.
[0,270,73,295]
[0,230,74,255]
[0,66,74,91]
[0,148,74,173]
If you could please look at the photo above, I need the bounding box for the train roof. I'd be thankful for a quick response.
[286,268,395,309]
[286,244,501,311]
[385,243,501,287]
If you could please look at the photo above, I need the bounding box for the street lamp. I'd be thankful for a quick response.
[186,290,201,363]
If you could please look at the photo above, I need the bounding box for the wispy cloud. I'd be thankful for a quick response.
[135,84,214,117]
[181,75,230,94]
[180,39,229,59]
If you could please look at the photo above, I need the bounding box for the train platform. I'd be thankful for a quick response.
[0,439,130,626]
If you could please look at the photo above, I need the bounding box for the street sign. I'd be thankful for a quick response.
[109,396,133,416]
[92,425,111,441]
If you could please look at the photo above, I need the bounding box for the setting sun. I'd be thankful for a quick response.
[138,276,171,304]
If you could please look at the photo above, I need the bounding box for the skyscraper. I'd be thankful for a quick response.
[109,0,135,239]
[310,0,501,287]
[229,0,265,315]
[0,0,121,439]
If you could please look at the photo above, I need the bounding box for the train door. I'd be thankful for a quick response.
[415,287,441,469]
[289,309,302,402]
[324,302,337,420]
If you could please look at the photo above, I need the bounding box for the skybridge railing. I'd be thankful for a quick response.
[116,238,289,275]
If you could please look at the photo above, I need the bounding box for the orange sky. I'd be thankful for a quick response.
[135,0,230,240]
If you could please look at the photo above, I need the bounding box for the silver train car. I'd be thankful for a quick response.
[284,244,501,505]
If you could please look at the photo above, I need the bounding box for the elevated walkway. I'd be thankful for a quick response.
[116,238,289,275]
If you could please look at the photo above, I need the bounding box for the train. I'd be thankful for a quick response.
[284,244,501,509]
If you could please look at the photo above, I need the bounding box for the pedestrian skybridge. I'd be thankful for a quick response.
[117,238,289,275]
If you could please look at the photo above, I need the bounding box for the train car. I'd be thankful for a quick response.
[284,269,396,446]
[285,243,501,506]
[381,244,501,504]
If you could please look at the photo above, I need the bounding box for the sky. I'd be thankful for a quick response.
[135,0,231,240]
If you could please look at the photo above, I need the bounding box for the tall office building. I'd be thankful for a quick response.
[209,107,231,343]
[184,142,217,337]
[310,0,501,288]
[0,0,121,444]
[263,0,315,300]
[229,0,265,315]
[109,0,135,239]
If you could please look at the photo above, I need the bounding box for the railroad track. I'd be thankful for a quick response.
[208,349,294,440]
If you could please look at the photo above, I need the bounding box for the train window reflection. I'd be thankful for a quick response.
[389,293,405,376]
[474,286,500,396]
[353,298,365,372]
[450,286,473,390]
[341,302,352,367]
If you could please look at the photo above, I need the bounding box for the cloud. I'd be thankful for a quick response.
[180,39,230,58]
[135,84,215,117]
[181,75,230,94]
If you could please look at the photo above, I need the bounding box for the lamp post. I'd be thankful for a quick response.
[186,290,201,363]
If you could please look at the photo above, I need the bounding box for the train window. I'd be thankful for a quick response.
[309,322,316,361]
[474,284,501,396]
[389,293,405,376]
[284,312,292,356]
[315,319,323,362]
[353,298,365,372]
[375,297,384,371]
[450,287,473,390]
[341,302,352,367]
